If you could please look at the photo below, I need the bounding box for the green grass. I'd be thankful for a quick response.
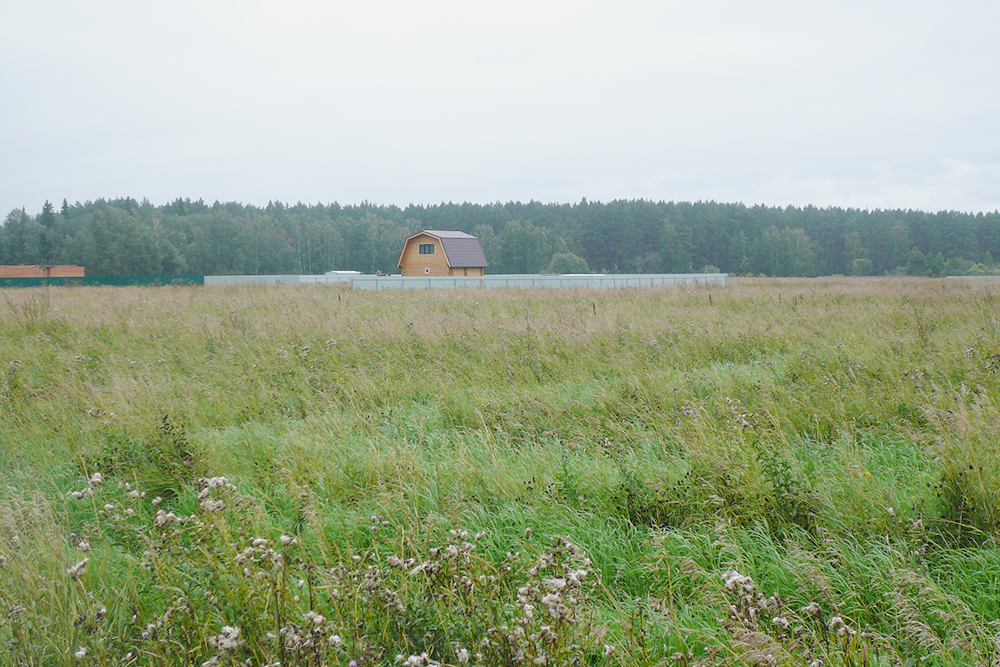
[2,277,1000,665]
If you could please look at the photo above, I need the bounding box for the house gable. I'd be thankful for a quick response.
[397,231,487,277]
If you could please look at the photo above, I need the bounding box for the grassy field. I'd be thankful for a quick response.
[2,277,1000,666]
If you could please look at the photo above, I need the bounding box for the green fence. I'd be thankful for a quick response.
[0,275,205,289]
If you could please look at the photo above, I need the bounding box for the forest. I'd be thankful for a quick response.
[2,197,999,277]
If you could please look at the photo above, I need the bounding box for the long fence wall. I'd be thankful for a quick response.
[1,273,728,289]
[343,273,726,290]
[207,273,729,289]
[0,275,204,288]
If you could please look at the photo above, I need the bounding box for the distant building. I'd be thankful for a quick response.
[397,230,488,277]
[0,265,85,278]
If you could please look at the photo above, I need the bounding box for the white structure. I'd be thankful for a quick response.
[206,273,728,289]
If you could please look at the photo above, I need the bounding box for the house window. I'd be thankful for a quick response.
[418,243,435,255]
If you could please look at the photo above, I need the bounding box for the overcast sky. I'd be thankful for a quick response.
[3,1,999,217]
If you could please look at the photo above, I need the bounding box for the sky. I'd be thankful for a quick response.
[3,1,999,217]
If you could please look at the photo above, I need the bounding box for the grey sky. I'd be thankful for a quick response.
[3,1,999,217]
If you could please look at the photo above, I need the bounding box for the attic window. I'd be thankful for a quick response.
[418,243,435,254]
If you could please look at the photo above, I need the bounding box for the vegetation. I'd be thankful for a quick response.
[2,197,1000,277]
[2,277,1000,666]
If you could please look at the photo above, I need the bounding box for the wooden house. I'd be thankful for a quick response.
[397,230,488,276]
[0,264,85,278]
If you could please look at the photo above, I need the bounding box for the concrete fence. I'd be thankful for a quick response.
[206,273,728,289]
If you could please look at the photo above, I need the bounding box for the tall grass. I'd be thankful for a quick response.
[1,277,999,665]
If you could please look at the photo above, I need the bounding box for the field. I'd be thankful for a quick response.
[2,277,1000,666]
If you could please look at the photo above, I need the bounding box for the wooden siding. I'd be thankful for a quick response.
[398,234,453,276]
[0,265,85,278]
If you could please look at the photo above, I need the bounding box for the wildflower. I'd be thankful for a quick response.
[723,569,755,591]
[457,648,470,664]
[202,476,232,489]
[0,555,6,568]
[68,490,86,500]
[89,472,103,487]
[828,615,850,636]
[78,541,90,553]
[67,558,89,581]
[208,625,242,652]
[543,577,567,592]
[279,535,297,546]
[74,647,87,659]
[200,499,225,513]
[329,633,342,647]
[772,616,789,630]
[154,510,178,527]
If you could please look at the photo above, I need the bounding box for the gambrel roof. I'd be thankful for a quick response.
[398,230,488,268]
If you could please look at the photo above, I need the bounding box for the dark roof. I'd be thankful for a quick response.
[401,230,488,268]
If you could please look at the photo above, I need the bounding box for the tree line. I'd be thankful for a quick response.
[2,197,999,277]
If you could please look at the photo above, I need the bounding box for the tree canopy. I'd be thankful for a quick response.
[2,197,998,277]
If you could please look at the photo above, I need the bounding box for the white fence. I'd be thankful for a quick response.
[206,273,728,290]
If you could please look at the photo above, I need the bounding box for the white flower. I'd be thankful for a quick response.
[200,499,225,513]
[88,472,103,487]
[828,615,850,636]
[543,577,567,592]
[154,510,178,527]
[208,625,242,652]
[67,558,89,580]
[78,541,90,553]
[304,610,325,625]
[74,647,88,659]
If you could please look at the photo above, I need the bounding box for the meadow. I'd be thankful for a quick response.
[1,277,999,666]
